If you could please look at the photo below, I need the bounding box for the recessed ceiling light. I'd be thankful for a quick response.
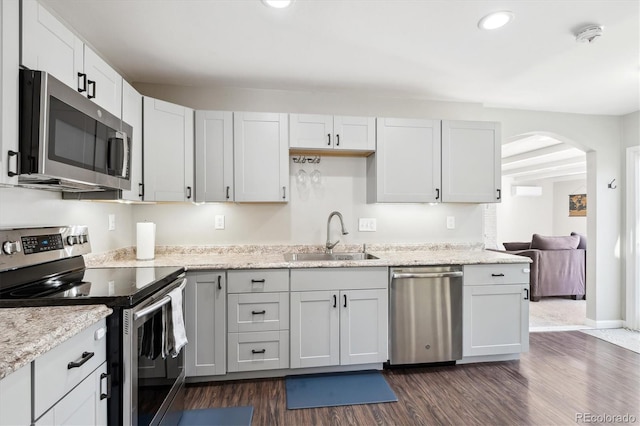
[478,11,514,30]
[262,0,294,8]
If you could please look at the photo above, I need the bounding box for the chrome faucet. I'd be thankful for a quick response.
[326,211,349,254]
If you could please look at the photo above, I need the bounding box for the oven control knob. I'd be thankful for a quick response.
[67,235,79,245]
[2,241,21,255]
[79,234,88,244]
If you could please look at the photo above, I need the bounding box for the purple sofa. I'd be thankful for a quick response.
[501,233,586,302]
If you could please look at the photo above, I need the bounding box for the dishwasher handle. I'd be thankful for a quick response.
[392,271,463,280]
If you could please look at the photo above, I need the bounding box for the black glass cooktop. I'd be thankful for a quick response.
[0,266,185,308]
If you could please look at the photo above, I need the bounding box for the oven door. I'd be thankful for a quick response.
[122,277,186,426]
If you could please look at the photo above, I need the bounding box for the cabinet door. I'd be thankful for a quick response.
[35,362,107,426]
[0,364,30,426]
[289,114,333,149]
[368,117,441,203]
[0,0,20,185]
[121,81,143,201]
[340,289,388,365]
[83,46,122,117]
[185,272,226,377]
[234,112,289,202]
[290,291,339,368]
[463,284,529,357]
[195,110,234,202]
[143,97,194,202]
[333,116,375,152]
[441,120,501,203]
[21,0,83,90]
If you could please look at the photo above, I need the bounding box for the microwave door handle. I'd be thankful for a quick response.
[121,132,129,179]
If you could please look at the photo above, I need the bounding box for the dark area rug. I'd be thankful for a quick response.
[177,406,253,426]
[285,370,397,409]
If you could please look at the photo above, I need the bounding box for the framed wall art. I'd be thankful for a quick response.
[569,194,587,217]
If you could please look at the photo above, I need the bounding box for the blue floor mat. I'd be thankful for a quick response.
[285,370,398,409]
[177,406,253,426]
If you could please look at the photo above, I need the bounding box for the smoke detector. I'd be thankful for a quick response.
[575,25,604,43]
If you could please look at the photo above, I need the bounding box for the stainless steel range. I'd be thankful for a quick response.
[0,226,186,426]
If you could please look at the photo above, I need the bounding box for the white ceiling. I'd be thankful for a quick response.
[41,0,639,116]
[502,135,586,183]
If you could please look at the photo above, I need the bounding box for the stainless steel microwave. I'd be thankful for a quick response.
[16,69,132,192]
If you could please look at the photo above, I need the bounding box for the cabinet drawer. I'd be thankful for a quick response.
[228,292,289,332]
[463,264,530,286]
[227,331,289,372]
[227,269,289,293]
[34,319,107,420]
[290,267,388,291]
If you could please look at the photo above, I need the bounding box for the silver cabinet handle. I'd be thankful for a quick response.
[392,271,463,279]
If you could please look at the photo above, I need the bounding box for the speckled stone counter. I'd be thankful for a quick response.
[85,243,530,270]
[0,305,112,380]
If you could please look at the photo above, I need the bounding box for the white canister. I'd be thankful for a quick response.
[136,222,156,260]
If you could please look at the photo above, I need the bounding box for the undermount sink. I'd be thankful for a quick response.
[284,252,379,262]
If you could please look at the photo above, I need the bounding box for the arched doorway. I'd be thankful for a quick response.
[486,131,593,331]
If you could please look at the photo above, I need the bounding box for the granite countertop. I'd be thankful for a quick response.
[0,305,112,380]
[85,243,531,270]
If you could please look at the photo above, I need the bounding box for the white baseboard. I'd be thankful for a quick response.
[584,318,624,329]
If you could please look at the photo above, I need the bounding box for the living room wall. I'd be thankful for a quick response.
[553,179,588,237]
[496,177,587,246]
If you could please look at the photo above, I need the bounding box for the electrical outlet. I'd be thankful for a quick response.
[108,214,116,231]
[214,215,225,230]
[358,218,377,232]
[446,216,455,230]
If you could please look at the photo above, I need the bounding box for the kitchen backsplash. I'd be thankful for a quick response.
[0,157,483,253]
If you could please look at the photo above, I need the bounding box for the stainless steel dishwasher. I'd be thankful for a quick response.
[389,266,463,365]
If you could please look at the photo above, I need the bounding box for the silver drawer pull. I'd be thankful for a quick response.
[68,351,94,369]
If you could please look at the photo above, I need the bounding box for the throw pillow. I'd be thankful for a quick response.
[571,232,587,249]
[503,242,531,251]
[531,234,580,250]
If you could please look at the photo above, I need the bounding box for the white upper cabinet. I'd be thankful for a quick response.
[195,110,234,202]
[441,120,501,203]
[234,112,289,202]
[290,114,375,152]
[121,81,143,201]
[82,46,123,117]
[0,0,20,186]
[143,97,194,202]
[21,0,122,117]
[368,117,441,203]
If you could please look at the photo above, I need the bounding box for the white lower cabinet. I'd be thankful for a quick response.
[35,363,107,426]
[33,319,108,426]
[185,272,227,377]
[290,268,388,369]
[227,270,290,372]
[462,264,530,358]
[0,364,30,426]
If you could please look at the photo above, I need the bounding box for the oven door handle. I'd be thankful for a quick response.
[133,277,187,321]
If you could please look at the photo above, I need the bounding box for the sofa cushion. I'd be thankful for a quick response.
[571,232,587,249]
[503,242,531,251]
[531,234,580,250]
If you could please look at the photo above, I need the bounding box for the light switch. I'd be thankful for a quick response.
[108,214,116,231]
[359,218,377,232]
[215,215,225,230]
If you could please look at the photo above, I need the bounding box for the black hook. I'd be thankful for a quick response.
[608,179,617,189]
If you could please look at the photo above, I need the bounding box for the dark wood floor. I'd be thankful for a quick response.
[183,332,640,425]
